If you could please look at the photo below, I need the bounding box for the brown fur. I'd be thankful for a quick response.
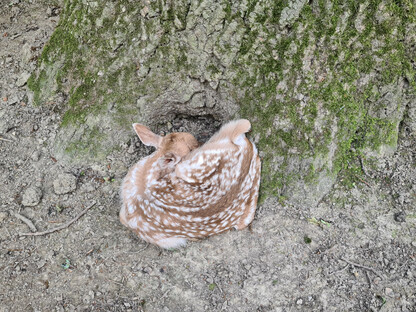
[120,119,261,249]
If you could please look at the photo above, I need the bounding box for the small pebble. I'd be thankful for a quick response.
[394,211,406,223]
[127,144,135,154]
[53,173,77,195]
[8,94,19,105]
[22,186,42,206]
[0,211,9,222]
[31,151,40,162]
[16,72,31,87]
[36,260,46,269]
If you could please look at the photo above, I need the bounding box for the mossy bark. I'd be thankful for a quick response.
[29,0,416,206]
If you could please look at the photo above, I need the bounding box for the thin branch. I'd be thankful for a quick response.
[19,201,96,237]
[106,278,123,286]
[329,264,349,276]
[359,156,368,176]
[22,148,37,168]
[356,176,371,187]
[124,242,150,253]
[308,139,315,155]
[365,270,372,289]
[340,258,384,280]
[0,137,14,142]
[12,212,37,232]
[160,290,170,300]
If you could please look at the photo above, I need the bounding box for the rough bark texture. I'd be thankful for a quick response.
[28,0,416,206]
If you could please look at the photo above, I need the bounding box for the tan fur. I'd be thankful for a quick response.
[120,119,261,249]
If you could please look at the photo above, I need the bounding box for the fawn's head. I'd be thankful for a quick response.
[133,123,199,167]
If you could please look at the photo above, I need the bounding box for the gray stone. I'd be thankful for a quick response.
[0,110,8,134]
[16,72,31,87]
[385,288,393,296]
[0,211,9,222]
[394,211,406,223]
[22,186,42,206]
[189,92,205,108]
[8,94,19,105]
[53,173,77,195]
[21,43,32,63]
[30,151,40,162]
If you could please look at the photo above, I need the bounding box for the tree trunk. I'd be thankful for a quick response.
[28,0,416,206]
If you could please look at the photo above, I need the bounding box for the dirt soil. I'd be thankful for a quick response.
[1,2,415,312]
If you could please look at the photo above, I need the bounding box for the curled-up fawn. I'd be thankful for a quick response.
[120,119,261,249]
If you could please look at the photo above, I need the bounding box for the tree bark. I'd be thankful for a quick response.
[28,0,416,206]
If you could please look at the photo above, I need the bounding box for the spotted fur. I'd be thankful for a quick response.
[120,119,261,249]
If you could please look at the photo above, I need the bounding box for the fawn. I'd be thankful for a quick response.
[120,119,261,248]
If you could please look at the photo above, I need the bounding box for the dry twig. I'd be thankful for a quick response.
[357,176,371,187]
[0,137,14,142]
[359,156,368,176]
[125,243,150,253]
[340,258,384,280]
[160,290,170,300]
[329,264,349,275]
[365,270,372,289]
[19,201,96,237]
[106,278,123,286]
[22,148,36,168]
[12,212,37,232]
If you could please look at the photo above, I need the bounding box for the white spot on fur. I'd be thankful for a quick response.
[128,204,135,214]
[155,237,188,249]
[234,134,246,146]
[128,217,138,229]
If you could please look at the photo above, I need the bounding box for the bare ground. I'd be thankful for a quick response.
[1,2,415,312]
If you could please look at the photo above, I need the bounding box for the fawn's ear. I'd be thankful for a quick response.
[161,152,180,165]
[211,119,251,144]
[133,123,163,148]
[229,119,251,139]
[157,152,180,170]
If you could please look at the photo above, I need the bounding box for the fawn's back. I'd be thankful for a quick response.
[120,119,261,248]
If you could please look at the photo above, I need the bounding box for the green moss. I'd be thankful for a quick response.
[270,0,287,24]
[233,0,415,198]
[239,29,258,55]
[27,69,47,106]
[208,283,216,291]
[61,109,87,126]
[40,27,78,65]
[223,1,232,21]
[64,125,106,158]
[176,52,188,69]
